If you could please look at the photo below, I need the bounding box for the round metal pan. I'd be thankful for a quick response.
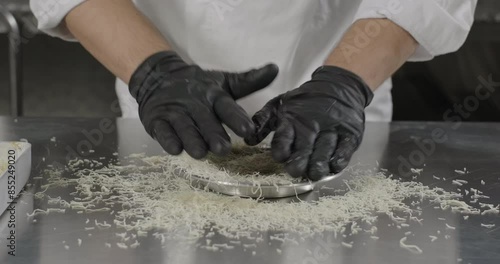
[178,169,340,199]
[175,136,340,198]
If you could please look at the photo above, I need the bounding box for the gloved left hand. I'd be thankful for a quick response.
[245,66,373,180]
[129,51,279,159]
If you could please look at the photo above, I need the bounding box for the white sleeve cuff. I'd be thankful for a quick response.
[354,0,477,61]
[30,0,86,41]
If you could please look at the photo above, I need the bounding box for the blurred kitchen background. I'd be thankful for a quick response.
[0,0,499,120]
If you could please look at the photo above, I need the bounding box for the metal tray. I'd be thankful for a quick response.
[181,170,339,198]
[174,135,341,198]
[0,141,31,215]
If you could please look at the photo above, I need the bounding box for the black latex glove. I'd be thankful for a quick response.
[245,66,373,180]
[129,51,279,159]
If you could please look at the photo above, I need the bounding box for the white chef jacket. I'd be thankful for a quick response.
[30,0,477,121]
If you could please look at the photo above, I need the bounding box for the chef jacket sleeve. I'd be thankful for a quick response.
[30,0,86,41]
[353,0,477,61]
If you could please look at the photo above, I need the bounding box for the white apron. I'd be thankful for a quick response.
[31,0,477,122]
[117,0,393,121]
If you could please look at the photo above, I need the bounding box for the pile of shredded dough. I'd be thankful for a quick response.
[206,145,285,177]
[175,144,304,186]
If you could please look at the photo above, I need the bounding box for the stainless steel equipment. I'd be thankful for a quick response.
[1,118,499,264]
[178,141,340,198]
[183,169,338,199]
[0,141,31,215]
[0,4,22,117]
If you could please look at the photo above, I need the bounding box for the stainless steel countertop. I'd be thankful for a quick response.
[0,118,499,264]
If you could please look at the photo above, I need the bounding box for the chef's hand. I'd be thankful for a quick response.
[129,51,279,159]
[245,66,373,180]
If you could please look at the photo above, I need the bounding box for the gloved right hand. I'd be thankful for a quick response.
[129,51,279,159]
[244,66,373,180]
